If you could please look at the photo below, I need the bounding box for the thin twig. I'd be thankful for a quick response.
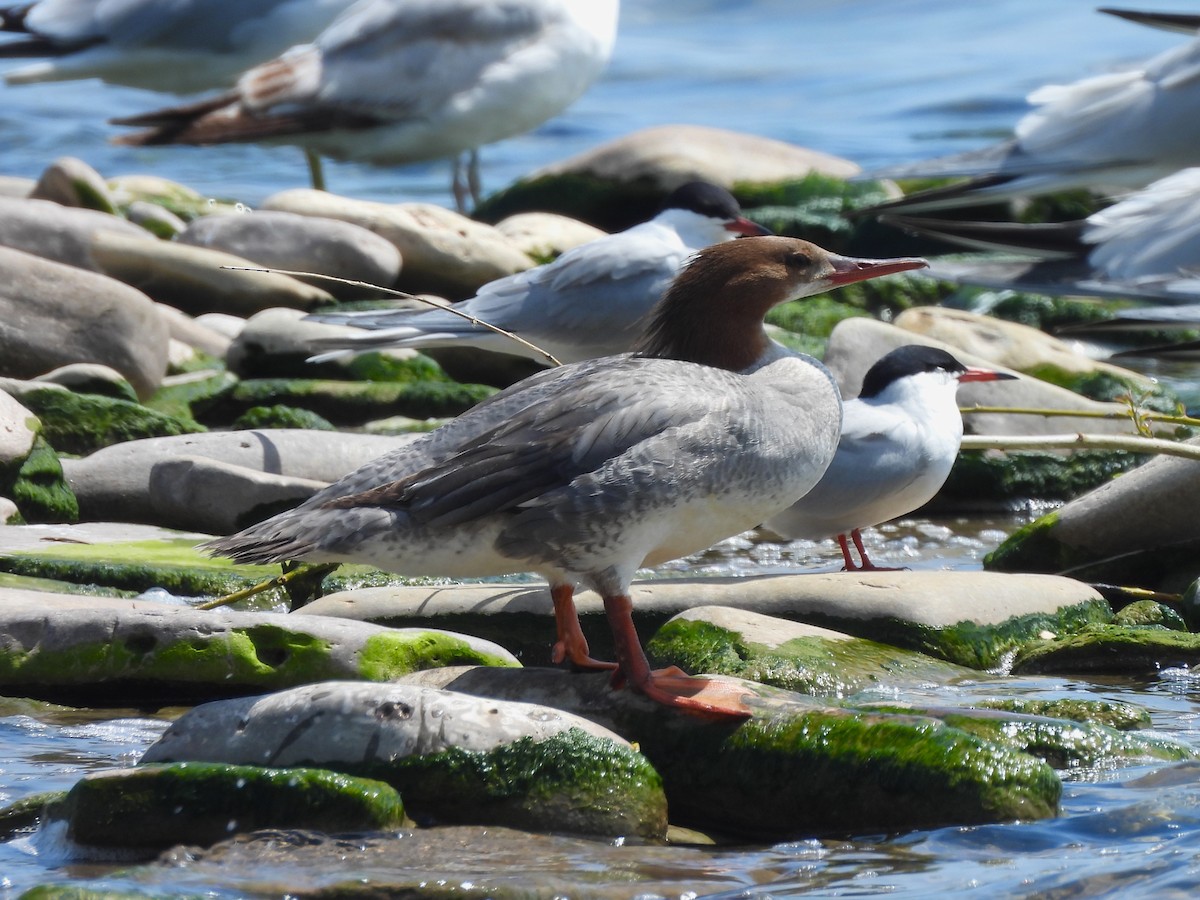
[221,265,563,367]
[962,404,1200,430]
[960,432,1200,460]
[197,562,339,610]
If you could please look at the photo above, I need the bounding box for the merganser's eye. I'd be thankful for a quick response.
[787,251,812,268]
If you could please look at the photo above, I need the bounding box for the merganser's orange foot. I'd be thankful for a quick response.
[551,638,618,672]
[628,669,753,721]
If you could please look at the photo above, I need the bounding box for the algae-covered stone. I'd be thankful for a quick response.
[144,369,238,423]
[231,405,335,431]
[1011,626,1200,676]
[938,448,1141,511]
[229,378,494,424]
[58,762,404,850]
[1,434,78,525]
[0,604,518,704]
[0,790,65,841]
[974,697,1153,731]
[1113,600,1188,631]
[141,682,666,838]
[647,606,973,698]
[4,384,203,455]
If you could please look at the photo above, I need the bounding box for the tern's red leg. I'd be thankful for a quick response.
[836,533,860,570]
[849,529,904,572]
[550,583,617,671]
[603,593,751,720]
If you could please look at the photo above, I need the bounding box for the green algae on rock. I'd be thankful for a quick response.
[0,433,78,524]
[1012,625,1200,676]
[57,762,404,850]
[1113,600,1188,631]
[0,790,66,841]
[228,378,495,425]
[12,387,204,455]
[942,451,1139,512]
[230,404,336,431]
[144,368,237,423]
[974,697,1153,731]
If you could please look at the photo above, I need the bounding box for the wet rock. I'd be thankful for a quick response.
[300,571,1111,670]
[1,380,202,455]
[61,429,412,524]
[147,455,326,533]
[646,605,973,698]
[226,377,494,425]
[404,666,1060,836]
[261,189,534,297]
[985,439,1200,592]
[56,762,405,851]
[88,230,334,316]
[478,125,863,230]
[30,363,138,402]
[493,211,606,261]
[0,603,519,705]
[824,316,1138,437]
[1113,600,1188,631]
[1011,626,1200,675]
[30,156,117,214]
[178,209,402,295]
[0,245,169,399]
[141,681,666,838]
[974,697,1153,731]
[0,195,152,271]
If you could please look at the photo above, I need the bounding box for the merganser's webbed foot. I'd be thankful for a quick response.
[551,583,618,671]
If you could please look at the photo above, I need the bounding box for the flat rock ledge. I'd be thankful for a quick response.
[299,570,1111,669]
[0,601,518,705]
[141,681,666,839]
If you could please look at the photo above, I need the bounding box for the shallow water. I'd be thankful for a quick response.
[5,0,1200,895]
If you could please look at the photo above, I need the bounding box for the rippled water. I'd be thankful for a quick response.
[5,0,1200,895]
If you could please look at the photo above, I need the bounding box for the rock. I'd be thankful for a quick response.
[261,189,534,297]
[0,389,38,469]
[403,666,1060,836]
[1113,599,1187,631]
[0,245,169,399]
[30,363,138,401]
[88,230,334,316]
[0,604,519,705]
[0,379,202,455]
[195,312,247,340]
[126,199,187,239]
[178,209,403,295]
[477,125,865,230]
[493,211,606,261]
[1012,626,1200,675]
[824,316,1138,436]
[223,307,373,378]
[145,368,238,422]
[647,605,972,698]
[0,175,34,198]
[985,439,1200,592]
[894,306,1157,391]
[0,391,77,525]
[56,762,405,851]
[107,174,242,221]
[147,455,326,533]
[226,377,495,425]
[61,429,414,525]
[30,156,117,214]
[141,681,666,838]
[0,195,153,271]
[155,302,235,359]
[299,571,1111,669]
[975,697,1153,730]
[0,497,18,523]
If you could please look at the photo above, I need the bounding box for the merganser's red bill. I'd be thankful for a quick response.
[827,254,929,287]
[958,367,1019,383]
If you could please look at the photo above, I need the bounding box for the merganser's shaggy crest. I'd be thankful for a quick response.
[765,345,1015,571]
[0,0,356,93]
[306,181,770,366]
[109,0,619,208]
[206,237,928,719]
[862,24,1200,214]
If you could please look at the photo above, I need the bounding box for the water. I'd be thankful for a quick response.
[5,0,1200,895]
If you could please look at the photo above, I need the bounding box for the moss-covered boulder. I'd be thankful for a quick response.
[56,762,404,850]
[1011,626,1200,676]
[144,368,238,423]
[0,790,64,841]
[0,603,518,705]
[1113,599,1188,631]
[230,404,336,431]
[141,682,666,839]
[228,378,495,424]
[8,385,204,455]
[973,697,1153,731]
[647,606,973,698]
[937,449,1141,511]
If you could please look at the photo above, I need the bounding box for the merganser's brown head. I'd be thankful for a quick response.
[635,236,928,372]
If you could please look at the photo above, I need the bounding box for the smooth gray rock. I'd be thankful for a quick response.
[0,176,34,198]
[493,212,606,260]
[0,196,152,271]
[224,307,367,375]
[0,245,169,398]
[0,391,37,468]
[147,455,326,533]
[261,190,534,297]
[179,209,402,295]
[30,157,116,213]
[32,363,137,401]
[155,303,234,358]
[62,429,415,524]
[824,317,1135,436]
[88,230,335,316]
[531,124,863,189]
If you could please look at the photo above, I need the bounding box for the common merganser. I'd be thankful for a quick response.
[110,0,619,209]
[863,24,1200,214]
[0,0,356,94]
[306,181,770,366]
[881,167,1200,303]
[764,345,1015,572]
[205,236,928,719]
